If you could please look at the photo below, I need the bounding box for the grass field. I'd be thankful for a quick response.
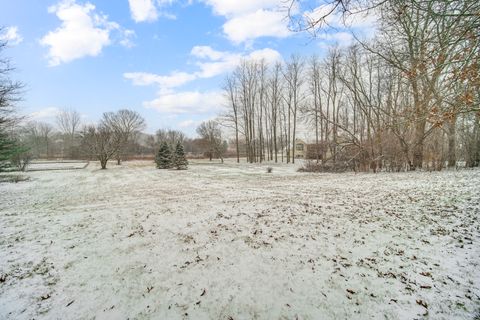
[1,160,479,319]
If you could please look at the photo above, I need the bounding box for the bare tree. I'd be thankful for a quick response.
[269,62,283,163]
[101,109,146,164]
[156,129,186,148]
[38,122,53,158]
[223,75,241,162]
[197,120,226,162]
[56,108,81,138]
[81,124,121,169]
[56,108,81,158]
[283,55,305,163]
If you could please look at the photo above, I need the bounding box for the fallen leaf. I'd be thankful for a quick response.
[200,289,206,296]
[41,294,51,300]
[416,299,428,308]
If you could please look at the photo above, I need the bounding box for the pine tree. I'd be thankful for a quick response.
[155,141,172,169]
[0,131,28,172]
[172,141,188,170]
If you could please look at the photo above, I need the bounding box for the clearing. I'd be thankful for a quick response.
[0,160,479,319]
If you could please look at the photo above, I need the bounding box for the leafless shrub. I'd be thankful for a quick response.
[298,160,349,173]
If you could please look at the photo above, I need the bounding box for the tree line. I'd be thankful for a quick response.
[222,0,479,171]
[1,106,227,171]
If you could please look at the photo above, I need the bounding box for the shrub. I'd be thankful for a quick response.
[298,160,349,173]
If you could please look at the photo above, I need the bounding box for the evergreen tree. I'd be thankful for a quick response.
[172,141,188,170]
[0,131,28,172]
[1,34,26,171]
[155,141,172,169]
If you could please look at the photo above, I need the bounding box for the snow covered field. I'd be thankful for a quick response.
[1,160,479,319]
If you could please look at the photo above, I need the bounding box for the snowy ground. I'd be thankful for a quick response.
[26,161,89,171]
[0,160,479,319]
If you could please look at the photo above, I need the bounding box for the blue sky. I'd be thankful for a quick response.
[0,0,375,136]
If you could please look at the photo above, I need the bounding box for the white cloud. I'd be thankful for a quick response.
[201,0,291,44]
[245,48,283,64]
[318,31,354,46]
[128,0,158,22]
[40,0,134,66]
[202,0,280,17]
[28,107,61,121]
[124,71,197,92]
[128,0,177,23]
[125,46,282,116]
[178,119,200,128]
[119,29,136,48]
[195,47,283,78]
[125,46,282,91]
[0,26,23,45]
[190,46,228,61]
[144,91,225,114]
[223,9,291,44]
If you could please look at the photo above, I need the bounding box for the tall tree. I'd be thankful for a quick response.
[56,108,81,158]
[283,55,305,163]
[0,30,24,170]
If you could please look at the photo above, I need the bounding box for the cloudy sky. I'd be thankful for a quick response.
[1,0,375,135]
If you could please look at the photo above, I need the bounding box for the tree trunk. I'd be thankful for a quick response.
[447,116,456,168]
[100,158,108,169]
[412,119,426,169]
[235,127,239,163]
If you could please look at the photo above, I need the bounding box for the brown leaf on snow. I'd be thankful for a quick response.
[40,294,51,300]
[416,299,428,308]
[0,274,7,283]
[346,289,356,294]
[420,285,432,289]
[420,272,432,277]
[200,289,206,296]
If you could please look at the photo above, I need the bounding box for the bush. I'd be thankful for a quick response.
[266,167,273,173]
[298,160,349,173]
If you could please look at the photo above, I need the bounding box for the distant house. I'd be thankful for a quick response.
[288,138,324,160]
[288,139,306,159]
